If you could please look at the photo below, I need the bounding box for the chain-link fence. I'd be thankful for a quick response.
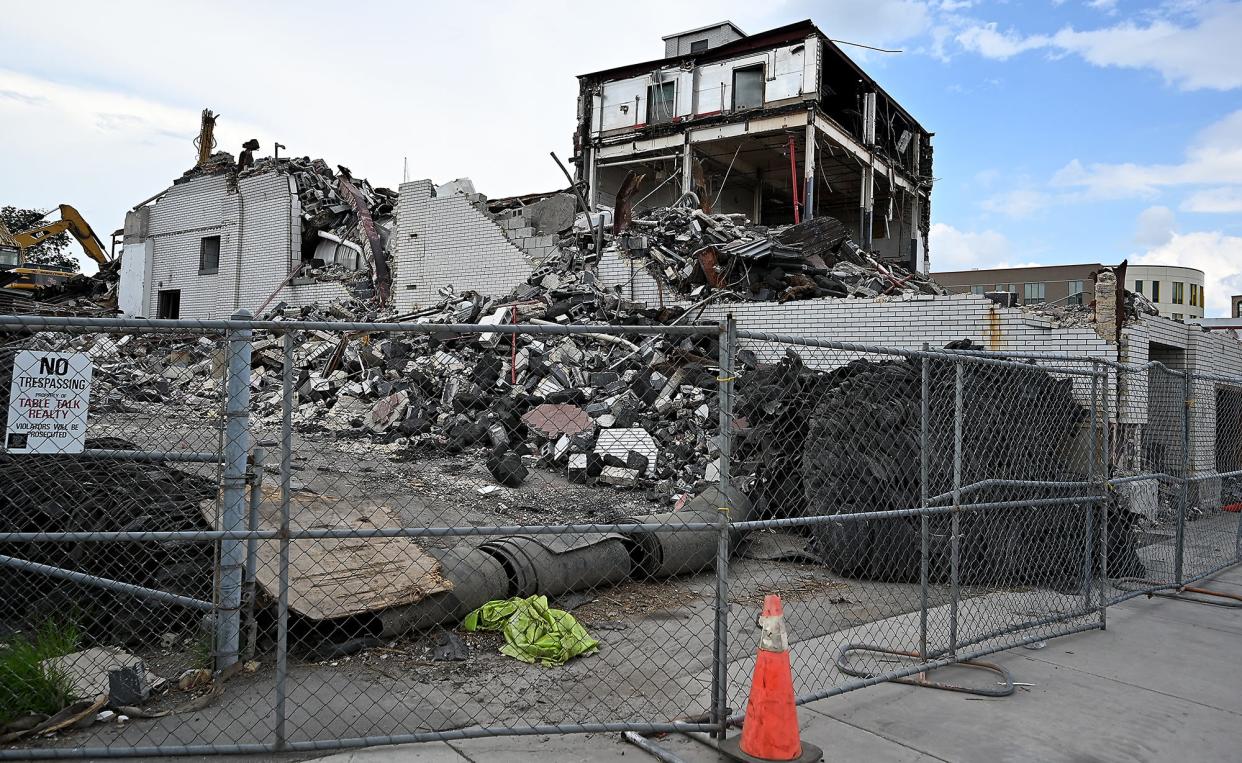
[1,313,1239,758]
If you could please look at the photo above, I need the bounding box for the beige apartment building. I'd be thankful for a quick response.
[934,262,1206,321]
[933,263,1100,307]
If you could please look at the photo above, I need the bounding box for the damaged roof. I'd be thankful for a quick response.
[577,19,929,136]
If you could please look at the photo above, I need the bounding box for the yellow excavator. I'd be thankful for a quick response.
[0,204,111,292]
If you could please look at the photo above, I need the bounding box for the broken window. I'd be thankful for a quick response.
[1068,279,1084,306]
[732,65,765,111]
[157,289,181,319]
[647,81,676,125]
[689,39,709,54]
[199,235,221,274]
[1172,281,1185,305]
[1151,280,1161,302]
[1023,282,1046,305]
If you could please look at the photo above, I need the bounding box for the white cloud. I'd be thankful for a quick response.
[1049,109,1242,198]
[930,222,1041,270]
[1134,231,1242,317]
[1133,205,1177,247]
[956,4,1242,90]
[955,23,1048,60]
[979,188,1055,218]
[1087,0,1118,13]
[1181,187,1242,214]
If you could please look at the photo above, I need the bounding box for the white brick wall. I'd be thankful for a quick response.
[392,181,532,312]
[142,172,359,318]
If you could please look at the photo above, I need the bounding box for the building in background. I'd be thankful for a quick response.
[1232,294,1241,318]
[933,262,1207,321]
[932,263,1100,307]
[1125,264,1204,323]
[574,19,933,272]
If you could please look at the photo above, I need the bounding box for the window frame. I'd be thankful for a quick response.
[1068,280,1084,306]
[1172,281,1185,305]
[1151,280,1161,302]
[689,39,709,54]
[199,235,221,275]
[1023,281,1046,305]
[646,81,677,126]
[731,64,766,111]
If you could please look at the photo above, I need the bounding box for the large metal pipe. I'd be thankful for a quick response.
[479,535,632,599]
[623,486,751,580]
[377,545,509,637]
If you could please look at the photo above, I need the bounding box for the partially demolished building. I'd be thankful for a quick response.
[120,155,396,320]
[573,20,932,272]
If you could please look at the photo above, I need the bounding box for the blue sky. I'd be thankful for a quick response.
[2,1,1240,314]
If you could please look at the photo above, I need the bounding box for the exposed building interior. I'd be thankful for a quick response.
[575,20,932,272]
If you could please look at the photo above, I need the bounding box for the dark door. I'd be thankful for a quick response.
[157,289,181,319]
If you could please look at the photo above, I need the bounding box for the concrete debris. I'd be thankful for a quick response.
[554,206,944,303]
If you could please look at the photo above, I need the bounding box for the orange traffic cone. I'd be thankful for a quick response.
[720,595,823,763]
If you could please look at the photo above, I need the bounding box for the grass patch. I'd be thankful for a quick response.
[0,620,80,725]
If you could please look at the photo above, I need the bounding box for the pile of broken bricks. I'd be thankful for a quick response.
[554,205,945,304]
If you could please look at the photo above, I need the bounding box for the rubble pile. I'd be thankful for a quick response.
[0,438,216,645]
[734,340,1145,585]
[249,299,728,497]
[243,156,398,260]
[570,207,944,303]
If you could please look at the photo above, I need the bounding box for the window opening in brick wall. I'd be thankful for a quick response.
[647,81,676,125]
[732,65,765,110]
[1023,282,1046,304]
[690,39,709,54]
[199,235,221,274]
[157,289,181,319]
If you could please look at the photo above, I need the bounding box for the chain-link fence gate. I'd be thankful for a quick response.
[0,312,1239,758]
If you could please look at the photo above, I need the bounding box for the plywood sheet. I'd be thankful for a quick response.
[205,489,450,621]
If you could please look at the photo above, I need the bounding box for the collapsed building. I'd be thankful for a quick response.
[574,20,932,272]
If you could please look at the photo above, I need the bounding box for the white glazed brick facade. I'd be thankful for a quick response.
[143,172,347,318]
[392,181,532,313]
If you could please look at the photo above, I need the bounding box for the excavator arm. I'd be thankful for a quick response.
[11,204,110,267]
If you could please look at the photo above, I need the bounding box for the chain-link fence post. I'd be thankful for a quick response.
[919,343,930,662]
[712,313,736,737]
[950,360,963,657]
[217,309,254,673]
[1083,364,1099,614]
[244,444,267,659]
[1097,360,1110,630]
[1176,370,1191,587]
[274,329,294,751]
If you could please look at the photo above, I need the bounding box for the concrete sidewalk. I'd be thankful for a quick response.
[312,565,1242,762]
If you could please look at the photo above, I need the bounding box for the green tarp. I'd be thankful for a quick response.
[462,595,599,666]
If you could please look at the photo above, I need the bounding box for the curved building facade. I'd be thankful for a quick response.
[1126,264,1205,322]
